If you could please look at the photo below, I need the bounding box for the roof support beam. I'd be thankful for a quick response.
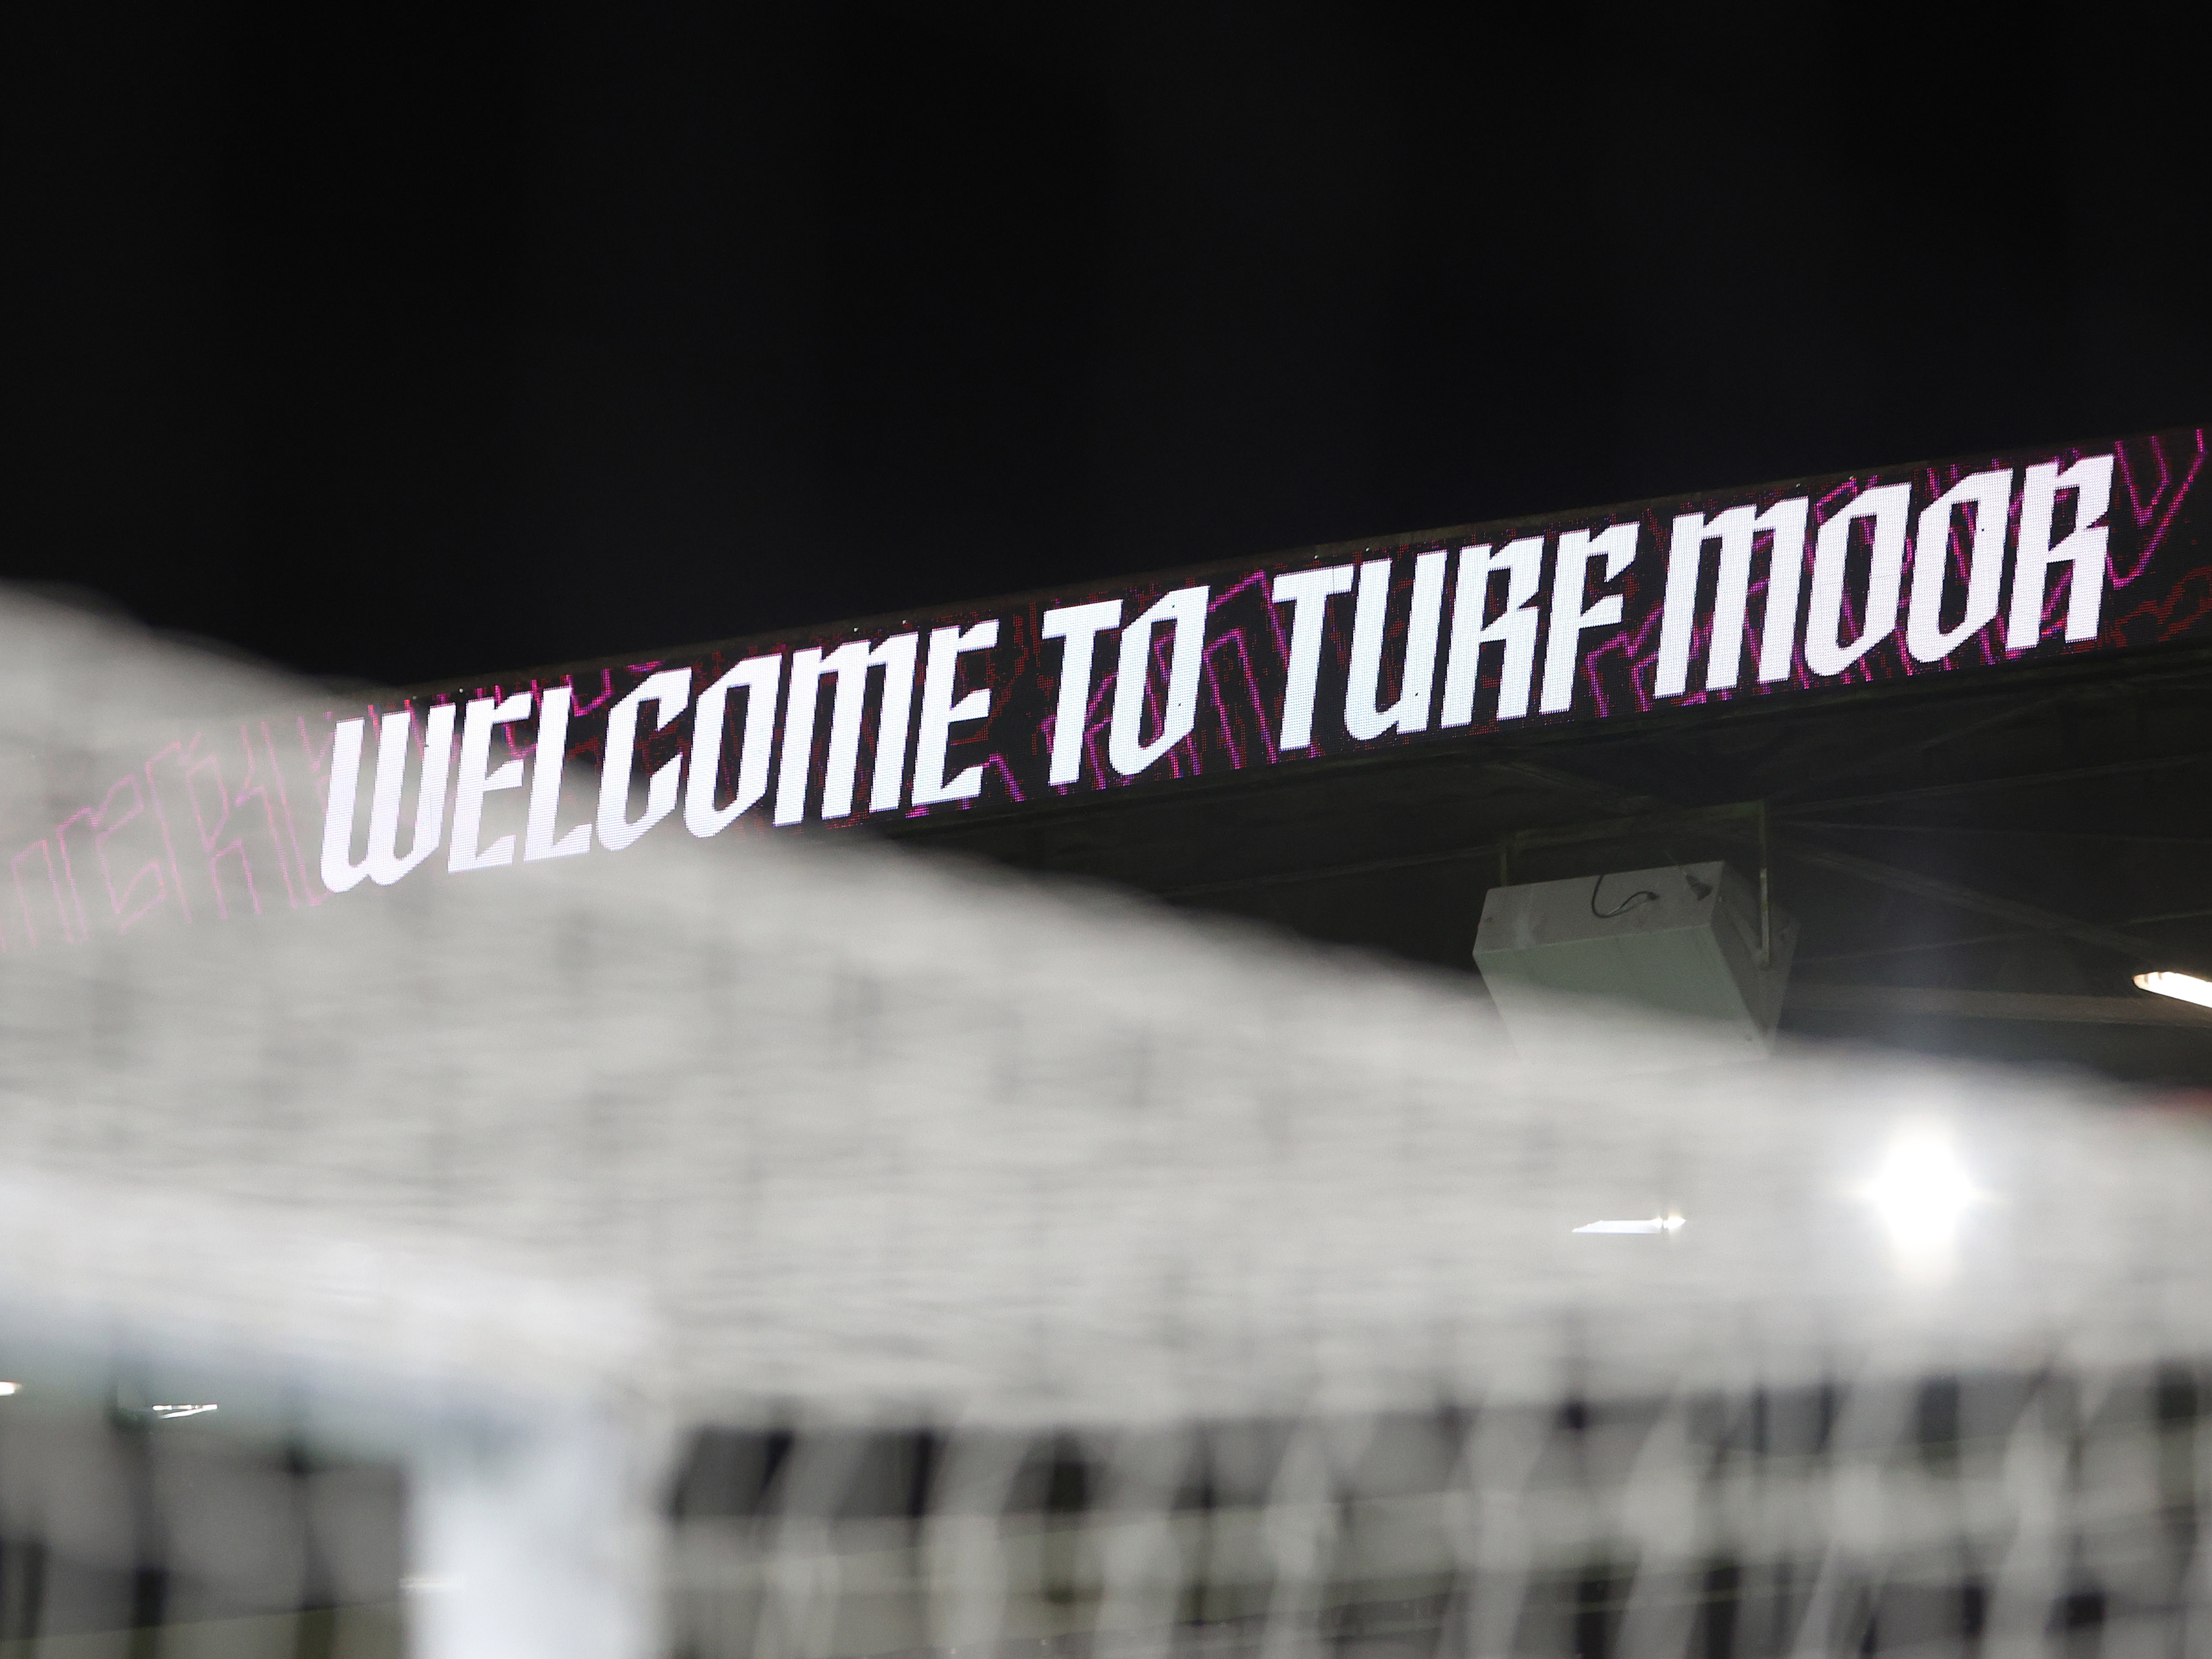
[1486,760,2180,965]
[1164,759,2200,976]
[1788,983,2212,1028]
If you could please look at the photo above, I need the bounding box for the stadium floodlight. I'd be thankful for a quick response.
[2135,969,2212,1009]
[1861,1125,1981,1262]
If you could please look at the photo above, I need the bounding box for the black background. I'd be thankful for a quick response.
[7,3,2206,690]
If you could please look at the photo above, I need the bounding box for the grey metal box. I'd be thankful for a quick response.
[1473,860,1797,1072]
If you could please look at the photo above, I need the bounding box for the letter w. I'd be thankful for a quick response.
[319,705,459,893]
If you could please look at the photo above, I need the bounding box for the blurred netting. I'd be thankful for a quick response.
[12,587,2212,1657]
[665,1378,2210,1659]
[6,1372,2209,1658]
[0,1398,404,1656]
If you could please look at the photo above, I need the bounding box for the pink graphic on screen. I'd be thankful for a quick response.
[7,427,2206,954]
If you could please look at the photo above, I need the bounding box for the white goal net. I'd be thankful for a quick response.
[4,587,2212,1658]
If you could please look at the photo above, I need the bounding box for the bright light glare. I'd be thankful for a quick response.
[2135,971,2212,1010]
[0,1382,18,1397]
[147,1403,219,1420]
[1573,1215,1685,1235]
[1862,1128,1980,1259]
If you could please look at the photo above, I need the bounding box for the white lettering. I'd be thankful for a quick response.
[449,694,532,872]
[684,656,782,838]
[522,687,592,861]
[1040,601,1123,785]
[1270,564,1354,750]
[319,719,374,893]
[1655,497,1811,697]
[772,635,917,825]
[320,703,459,892]
[775,645,857,825]
[1109,586,1208,776]
[2006,453,2115,650]
[1805,483,1910,676]
[852,634,919,817]
[1344,552,1447,739]
[1538,525,1638,715]
[1905,469,2014,662]
[597,669,691,851]
[912,621,999,805]
[1440,539,1543,725]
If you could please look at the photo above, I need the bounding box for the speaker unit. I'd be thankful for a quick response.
[1473,860,1797,1073]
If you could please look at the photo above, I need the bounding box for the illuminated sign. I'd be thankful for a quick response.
[8,427,2206,949]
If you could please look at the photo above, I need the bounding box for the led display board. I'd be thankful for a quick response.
[9,426,2207,952]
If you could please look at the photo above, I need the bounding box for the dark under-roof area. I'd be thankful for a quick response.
[889,636,2212,1088]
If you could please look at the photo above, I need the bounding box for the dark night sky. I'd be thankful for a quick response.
[6,3,2205,690]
